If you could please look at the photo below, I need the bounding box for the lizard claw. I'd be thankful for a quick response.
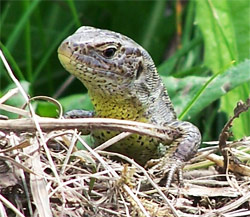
[146,157,184,188]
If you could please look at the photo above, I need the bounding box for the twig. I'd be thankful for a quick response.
[75,134,151,217]
[0,117,180,142]
[94,132,132,151]
[218,97,250,173]
[0,88,19,104]
[98,150,180,217]
[0,195,25,217]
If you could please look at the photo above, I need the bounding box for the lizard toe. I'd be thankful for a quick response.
[147,158,184,188]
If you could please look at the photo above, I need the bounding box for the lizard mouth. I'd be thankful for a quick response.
[58,51,119,80]
[58,41,79,75]
[58,41,126,83]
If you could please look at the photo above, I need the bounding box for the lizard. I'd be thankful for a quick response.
[57,26,201,186]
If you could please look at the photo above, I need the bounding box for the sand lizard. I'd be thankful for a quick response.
[58,26,201,186]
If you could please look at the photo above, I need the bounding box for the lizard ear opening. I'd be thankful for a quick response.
[136,62,143,80]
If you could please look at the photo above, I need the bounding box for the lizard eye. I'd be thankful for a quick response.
[103,47,117,58]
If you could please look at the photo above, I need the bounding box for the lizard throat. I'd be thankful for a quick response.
[88,90,146,122]
[59,51,146,121]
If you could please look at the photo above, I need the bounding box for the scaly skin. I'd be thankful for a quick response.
[58,26,201,186]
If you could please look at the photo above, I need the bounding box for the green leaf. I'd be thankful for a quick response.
[141,1,166,50]
[223,0,250,138]
[0,81,30,118]
[162,76,207,116]
[195,0,237,72]
[158,36,202,76]
[0,42,24,81]
[59,94,93,113]
[163,60,250,120]
[228,0,250,61]
[195,0,250,138]
[35,101,58,118]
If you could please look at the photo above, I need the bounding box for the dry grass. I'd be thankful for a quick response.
[0,127,249,217]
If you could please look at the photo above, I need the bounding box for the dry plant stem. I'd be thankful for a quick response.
[53,74,75,99]
[0,50,61,215]
[0,139,33,154]
[0,155,36,174]
[98,207,123,216]
[119,191,130,216]
[219,97,250,173]
[0,117,178,142]
[0,88,19,104]
[30,138,53,217]
[9,134,33,215]
[98,150,180,217]
[0,194,25,217]
[94,132,132,151]
[48,177,95,202]
[29,96,64,118]
[1,50,66,180]
[60,129,78,175]
[210,192,250,215]
[0,54,60,179]
[182,179,231,187]
[0,200,8,217]
[206,153,250,176]
[0,103,30,117]
[187,141,250,176]
[232,147,250,159]
[225,210,250,217]
[75,134,152,217]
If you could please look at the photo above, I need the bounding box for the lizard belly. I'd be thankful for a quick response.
[92,130,164,165]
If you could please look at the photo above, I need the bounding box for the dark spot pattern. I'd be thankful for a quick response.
[58,26,201,166]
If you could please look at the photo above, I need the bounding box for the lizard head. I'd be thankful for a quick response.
[58,26,156,94]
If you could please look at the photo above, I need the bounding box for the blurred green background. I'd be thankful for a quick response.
[0,0,249,142]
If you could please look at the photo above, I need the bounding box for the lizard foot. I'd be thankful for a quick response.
[146,157,184,188]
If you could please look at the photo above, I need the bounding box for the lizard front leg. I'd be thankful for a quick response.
[64,110,95,135]
[148,121,201,187]
[64,109,95,119]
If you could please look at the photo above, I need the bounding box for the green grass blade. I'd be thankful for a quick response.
[0,2,10,28]
[31,21,75,85]
[6,0,41,51]
[141,0,166,50]
[180,59,250,120]
[0,41,24,81]
[178,67,223,120]
[182,1,195,46]
[22,0,32,82]
[66,0,82,27]
[207,0,236,62]
[158,36,202,75]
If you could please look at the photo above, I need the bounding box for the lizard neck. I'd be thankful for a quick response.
[88,89,147,122]
[130,52,177,125]
[87,62,177,125]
